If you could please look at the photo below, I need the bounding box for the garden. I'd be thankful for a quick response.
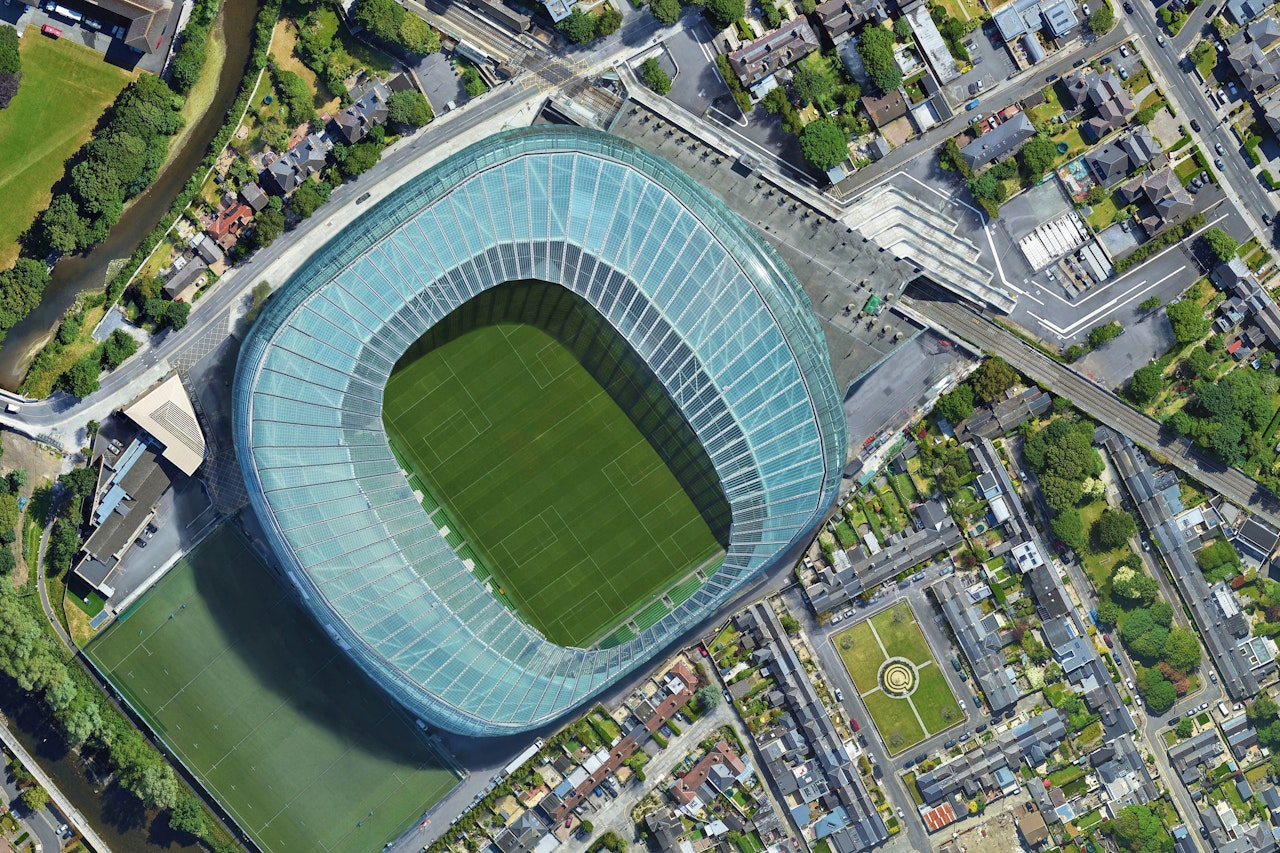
[832,602,962,754]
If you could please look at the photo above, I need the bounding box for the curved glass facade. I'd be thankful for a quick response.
[233,127,846,735]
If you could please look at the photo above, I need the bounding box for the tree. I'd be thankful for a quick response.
[387,90,433,128]
[170,26,209,94]
[596,3,622,36]
[169,793,209,839]
[1204,226,1239,262]
[354,0,440,54]
[970,357,1018,403]
[273,68,316,126]
[397,14,441,54]
[934,383,975,423]
[38,194,87,254]
[1112,567,1159,606]
[20,785,48,812]
[792,67,835,107]
[1111,804,1166,853]
[252,199,286,249]
[1097,599,1121,626]
[1022,632,1050,663]
[1092,508,1136,550]
[1166,298,1210,343]
[893,15,912,41]
[101,329,139,370]
[290,180,332,219]
[1139,671,1177,713]
[1089,2,1115,35]
[462,65,487,98]
[705,0,745,28]
[1175,716,1194,738]
[1130,363,1163,404]
[1249,694,1279,725]
[650,0,681,24]
[333,140,383,178]
[64,356,101,399]
[1051,507,1088,554]
[639,58,672,95]
[559,6,597,41]
[780,613,800,635]
[166,301,190,331]
[696,684,720,711]
[858,25,902,92]
[798,120,849,171]
[1088,321,1123,348]
[1197,537,1241,582]
[0,26,21,110]
[1162,627,1201,674]
[1018,134,1056,179]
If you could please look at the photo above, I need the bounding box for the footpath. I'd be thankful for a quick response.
[0,720,111,853]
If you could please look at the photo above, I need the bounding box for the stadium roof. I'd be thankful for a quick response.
[123,374,205,476]
[234,128,847,735]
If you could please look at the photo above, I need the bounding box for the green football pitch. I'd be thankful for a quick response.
[86,528,458,853]
[383,322,724,647]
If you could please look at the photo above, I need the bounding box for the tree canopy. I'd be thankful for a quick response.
[640,58,672,95]
[354,0,441,54]
[1051,508,1087,554]
[1165,298,1210,344]
[933,383,974,424]
[1022,417,1102,513]
[1203,226,1239,263]
[1018,134,1056,179]
[970,357,1018,403]
[1089,3,1116,35]
[1092,508,1136,551]
[705,0,746,28]
[650,0,681,24]
[1109,803,1169,853]
[387,90,433,128]
[798,120,849,171]
[273,68,316,125]
[857,25,902,92]
[1129,362,1163,404]
[792,67,835,107]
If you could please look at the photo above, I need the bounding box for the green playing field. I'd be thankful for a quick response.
[383,322,724,647]
[85,528,458,853]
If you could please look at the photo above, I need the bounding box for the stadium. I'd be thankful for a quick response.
[233,127,846,736]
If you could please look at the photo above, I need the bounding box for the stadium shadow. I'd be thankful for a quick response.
[188,528,456,769]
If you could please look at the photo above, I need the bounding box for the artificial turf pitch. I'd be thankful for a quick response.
[86,528,458,853]
[383,322,724,647]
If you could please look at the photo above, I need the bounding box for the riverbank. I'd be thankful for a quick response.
[0,0,262,390]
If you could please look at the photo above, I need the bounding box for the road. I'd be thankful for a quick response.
[1122,0,1277,241]
[905,286,1280,528]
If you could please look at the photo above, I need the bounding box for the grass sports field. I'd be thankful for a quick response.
[833,602,961,754]
[0,30,131,267]
[86,528,458,853]
[384,322,723,647]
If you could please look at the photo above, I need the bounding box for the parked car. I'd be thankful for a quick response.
[1216,142,1226,155]
[850,718,860,731]
[831,614,842,624]
[1265,213,1274,227]
[1103,633,1113,647]
[1046,73,1059,83]
[1158,34,1166,46]
[835,689,843,702]
[1201,171,1210,183]
[1125,678,1134,690]
[1191,119,1202,132]
[1199,702,1209,711]
[959,732,971,742]
[1123,0,1133,9]
[1215,157,1226,169]
[40,23,61,36]
[1119,67,1129,81]
[896,806,904,819]
[959,700,966,711]
[944,738,957,749]
[1134,694,1142,706]
[1120,44,1130,57]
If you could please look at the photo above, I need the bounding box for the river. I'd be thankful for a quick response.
[0,0,261,391]
[0,673,204,852]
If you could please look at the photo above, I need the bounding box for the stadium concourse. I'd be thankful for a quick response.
[234,127,849,736]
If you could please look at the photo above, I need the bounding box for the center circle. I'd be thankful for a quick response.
[878,657,920,698]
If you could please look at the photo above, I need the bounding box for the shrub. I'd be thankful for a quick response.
[639,58,672,94]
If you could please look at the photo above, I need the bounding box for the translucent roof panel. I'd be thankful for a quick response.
[233,127,846,736]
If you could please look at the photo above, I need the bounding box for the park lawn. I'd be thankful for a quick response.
[833,621,886,694]
[870,603,932,665]
[86,527,458,853]
[860,690,926,754]
[384,321,723,647]
[912,665,963,733]
[0,29,132,267]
